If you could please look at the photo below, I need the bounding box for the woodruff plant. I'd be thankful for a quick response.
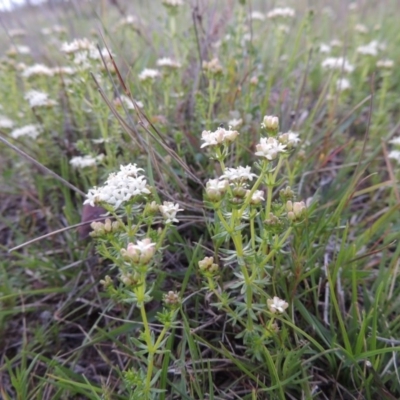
[83,164,183,398]
[199,116,307,349]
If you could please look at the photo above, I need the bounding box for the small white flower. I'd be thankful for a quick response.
[22,64,54,78]
[330,39,342,48]
[247,189,264,205]
[0,116,14,129]
[11,124,43,139]
[122,238,156,264]
[319,43,331,53]
[377,59,394,69]
[139,68,160,81]
[156,57,182,69]
[61,38,95,54]
[221,166,257,182]
[83,164,151,209]
[205,179,229,200]
[116,15,138,28]
[202,58,223,75]
[228,118,243,129]
[69,154,105,169]
[267,296,289,313]
[115,95,143,110]
[250,11,265,21]
[7,45,30,55]
[357,40,380,56]
[200,126,239,148]
[162,0,184,7]
[388,150,400,163]
[52,66,76,75]
[336,77,351,92]
[389,137,400,146]
[8,28,26,38]
[159,201,184,224]
[278,131,300,148]
[267,7,295,19]
[354,24,368,34]
[119,163,144,177]
[321,57,354,73]
[24,90,57,108]
[255,137,287,160]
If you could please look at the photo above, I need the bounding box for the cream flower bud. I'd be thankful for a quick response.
[250,76,259,86]
[198,256,219,274]
[286,200,306,220]
[100,275,113,289]
[198,256,214,270]
[120,272,140,286]
[280,186,294,200]
[164,290,180,306]
[233,186,247,198]
[104,218,112,232]
[262,115,279,131]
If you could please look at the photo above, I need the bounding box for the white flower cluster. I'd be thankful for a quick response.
[376,59,394,69]
[114,95,143,110]
[156,57,182,69]
[116,15,138,29]
[354,24,369,34]
[202,58,223,75]
[7,44,31,55]
[0,116,14,129]
[139,68,160,81]
[61,38,113,69]
[84,163,151,209]
[11,124,43,139]
[159,201,184,223]
[267,7,295,19]
[389,137,400,164]
[255,137,287,160]
[24,90,57,108]
[356,40,384,56]
[200,126,239,148]
[321,57,354,73]
[221,166,257,182]
[22,64,54,78]
[336,77,351,92]
[162,0,184,7]
[249,11,265,21]
[41,25,66,35]
[70,154,105,169]
[267,296,289,313]
[61,38,95,54]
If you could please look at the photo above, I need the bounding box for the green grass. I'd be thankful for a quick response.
[1,0,400,399]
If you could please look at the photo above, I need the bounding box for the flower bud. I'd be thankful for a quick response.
[100,275,113,289]
[164,290,180,306]
[121,238,156,265]
[262,115,279,132]
[264,212,280,226]
[286,200,306,220]
[120,272,140,286]
[279,186,294,201]
[232,186,247,198]
[198,256,219,275]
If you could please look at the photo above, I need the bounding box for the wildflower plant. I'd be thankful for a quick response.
[84,163,183,398]
[200,116,305,347]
